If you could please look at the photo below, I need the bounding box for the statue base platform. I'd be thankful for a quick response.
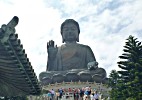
[39,68,108,85]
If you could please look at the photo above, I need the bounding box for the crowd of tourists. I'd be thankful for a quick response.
[42,86,108,100]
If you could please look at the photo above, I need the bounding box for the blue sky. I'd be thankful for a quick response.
[0,0,142,78]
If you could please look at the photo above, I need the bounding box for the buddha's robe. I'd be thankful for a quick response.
[48,43,96,71]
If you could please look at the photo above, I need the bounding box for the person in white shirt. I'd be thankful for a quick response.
[50,89,55,100]
[93,91,99,100]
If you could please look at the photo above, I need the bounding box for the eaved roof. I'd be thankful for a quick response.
[0,16,41,97]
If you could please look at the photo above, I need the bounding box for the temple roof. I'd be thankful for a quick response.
[0,16,41,96]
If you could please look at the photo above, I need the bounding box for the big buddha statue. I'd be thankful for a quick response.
[39,19,107,85]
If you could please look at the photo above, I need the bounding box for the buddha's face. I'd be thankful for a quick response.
[62,22,79,42]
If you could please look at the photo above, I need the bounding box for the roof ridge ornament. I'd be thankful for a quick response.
[0,16,19,43]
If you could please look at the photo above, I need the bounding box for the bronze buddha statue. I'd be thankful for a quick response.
[39,19,107,85]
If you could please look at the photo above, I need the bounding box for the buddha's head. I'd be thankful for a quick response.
[61,19,80,43]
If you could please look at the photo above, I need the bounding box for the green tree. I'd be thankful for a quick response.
[117,35,142,99]
[108,70,127,100]
[108,70,119,88]
[109,35,142,100]
[108,70,121,99]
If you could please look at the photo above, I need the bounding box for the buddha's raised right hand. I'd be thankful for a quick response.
[47,40,58,60]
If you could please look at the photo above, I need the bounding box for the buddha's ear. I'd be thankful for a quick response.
[61,34,64,43]
[76,36,79,42]
[62,38,65,43]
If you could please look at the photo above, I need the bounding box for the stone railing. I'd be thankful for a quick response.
[42,81,111,95]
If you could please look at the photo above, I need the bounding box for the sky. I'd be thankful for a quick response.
[0,0,142,78]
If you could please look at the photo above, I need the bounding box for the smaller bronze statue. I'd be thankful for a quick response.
[39,19,107,84]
